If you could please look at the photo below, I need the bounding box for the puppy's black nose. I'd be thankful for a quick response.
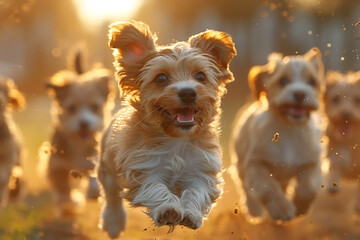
[178,88,196,104]
[294,91,306,102]
[341,111,353,120]
[79,121,89,130]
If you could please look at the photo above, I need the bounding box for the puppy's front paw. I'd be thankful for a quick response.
[327,182,340,194]
[153,203,183,226]
[180,210,203,229]
[87,177,100,200]
[266,198,296,222]
[100,204,127,239]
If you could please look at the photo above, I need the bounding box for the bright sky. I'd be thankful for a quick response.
[74,0,143,27]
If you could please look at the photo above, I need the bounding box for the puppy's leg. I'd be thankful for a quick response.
[0,167,11,206]
[242,187,265,221]
[48,168,74,216]
[98,163,126,239]
[327,149,348,194]
[293,164,321,216]
[86,176,100,199]
[179,175,220,229]
[243,164,296,222]
[353,182,360,214]
[327,159,343,194]
[132,176,183,227]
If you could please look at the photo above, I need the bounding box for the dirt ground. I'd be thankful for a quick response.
[1,97,360,240]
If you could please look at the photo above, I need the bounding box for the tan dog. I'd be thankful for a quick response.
[45,49,113,216]
[0,77,25,206]
[324,71,360,210]
[97,21,236,238]
[230,48,324,223]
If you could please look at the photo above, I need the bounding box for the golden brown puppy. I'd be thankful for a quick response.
[97,21,236,238]
[324,71,360,210]
[230,48,324,223]
[46,49,113,216]
[0,77,25,206]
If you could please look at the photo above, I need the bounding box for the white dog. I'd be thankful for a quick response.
[230,48,324,223]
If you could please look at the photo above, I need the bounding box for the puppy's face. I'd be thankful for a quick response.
[324,71,360,140]
[249,48,324,123]
[109,21,236,137]
[0,78,25,123]
[47,70,111,144]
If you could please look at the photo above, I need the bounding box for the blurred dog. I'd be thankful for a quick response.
[97,21,236,238]
[0,77,25,206]
[324,71,360,209]
[230,48,324,223]
[46,49,113,216]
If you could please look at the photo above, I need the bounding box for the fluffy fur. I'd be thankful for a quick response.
[0,76,25,206]
[45,49,113,216]
[98,21,236,238]
[324,71,360,211]
[230,48,324,223]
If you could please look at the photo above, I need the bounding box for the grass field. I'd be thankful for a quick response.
[1,96,360,240]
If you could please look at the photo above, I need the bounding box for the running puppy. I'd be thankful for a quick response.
[46,49,113,216]
[324,71,360,211]
[0,77,25,206]
[98,21,236,238]
[230,48,324,223]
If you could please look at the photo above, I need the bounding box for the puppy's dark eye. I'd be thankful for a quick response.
[332,95,340,104]
[155,74,169,86]
[67,104,77,113]
[308,78,316,87]
[91,103,100,112]
[354,96,360,105]
[279,77,290,87]
[195,72,206,82]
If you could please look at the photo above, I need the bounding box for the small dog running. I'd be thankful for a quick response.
[230,48,324,223]
[324,71,360,212]
[98,21,236,238]
[45,49,113,216]
[0,77,25,206]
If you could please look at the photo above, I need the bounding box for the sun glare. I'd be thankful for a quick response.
[74,0,143,27]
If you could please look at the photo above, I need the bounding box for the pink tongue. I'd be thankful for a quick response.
[177,113,194,122]
[288,107,306,117]
[338,124,351,137]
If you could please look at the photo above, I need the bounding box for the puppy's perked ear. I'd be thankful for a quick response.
[108,21,157,67]
[188,30,237,70]
[304,47,324,74]
[248,63,274,100]
[323,70,342,101]
[95,74,112,100]
[6,80,26,110]
[46,71,75,102]
[46,82,69,102]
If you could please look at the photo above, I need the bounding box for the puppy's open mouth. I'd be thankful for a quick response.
[333,120,358,139]
[78,130,91,139]
[282,105,313,121]
[159,107,198,129]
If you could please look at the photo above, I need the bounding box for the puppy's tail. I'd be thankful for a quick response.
[68,43,87,75]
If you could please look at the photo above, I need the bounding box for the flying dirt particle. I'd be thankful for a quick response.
[143,228,147,231]
[333,182,339,187]
[231,232,234,234]
[355,18,360,26]
[272,132,279,142]
[70,169,82,178]
[321,184,324,188]
[234,208,239,214]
